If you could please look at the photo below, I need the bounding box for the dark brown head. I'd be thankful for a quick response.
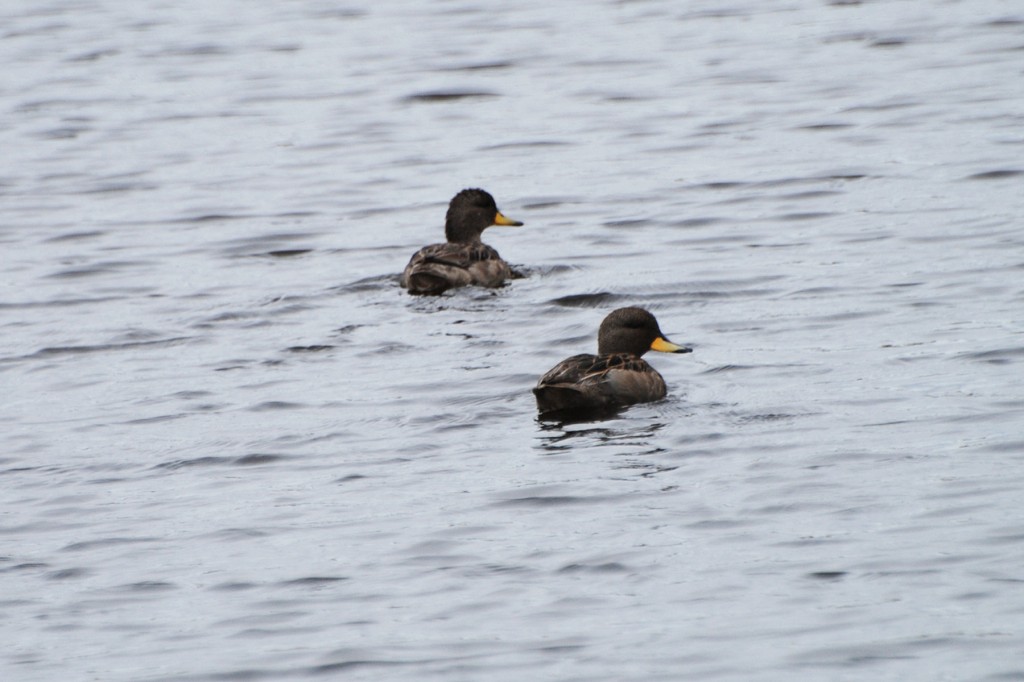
[596,307,692,357]
[444,188,523,243]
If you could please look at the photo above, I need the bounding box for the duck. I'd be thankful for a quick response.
[533,307,692,416]
[401,188,523,295]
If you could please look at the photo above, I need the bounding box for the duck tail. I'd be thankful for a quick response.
[533,384,588,414]
[405,270,452,295]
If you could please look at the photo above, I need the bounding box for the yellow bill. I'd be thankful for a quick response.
[494,211,523,226]
[650,336,692,354]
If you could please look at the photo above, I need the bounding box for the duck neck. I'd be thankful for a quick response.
[445,222,483,244]
[445,205,489,243]
[598,335,649,357]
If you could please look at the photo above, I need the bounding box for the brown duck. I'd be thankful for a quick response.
[534,307,692,416]
[401,188,523,295]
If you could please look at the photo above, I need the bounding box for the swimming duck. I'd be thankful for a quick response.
[533,307,692,416]
[401,188,523,295]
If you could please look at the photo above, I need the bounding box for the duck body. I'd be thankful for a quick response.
[401,241,511,295]
[533,352,669,414]
[402,188,522,296]
[533,307,692,417]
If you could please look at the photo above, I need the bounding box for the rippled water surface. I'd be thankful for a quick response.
[3,0,1024,680]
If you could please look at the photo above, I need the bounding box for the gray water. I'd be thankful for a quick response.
[3,0,1024,680]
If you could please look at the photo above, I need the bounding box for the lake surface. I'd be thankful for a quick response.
[3,0,1024,680]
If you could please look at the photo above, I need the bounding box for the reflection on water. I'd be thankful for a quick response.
[3,0,1024,680]
[536,419,667,451]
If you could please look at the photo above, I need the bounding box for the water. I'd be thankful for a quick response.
[3,0,1023,679]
